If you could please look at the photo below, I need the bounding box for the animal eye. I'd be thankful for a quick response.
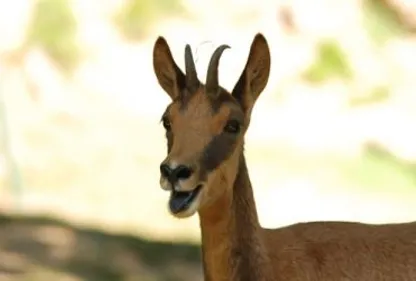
[162,117,171,131]
[224,119,240,134]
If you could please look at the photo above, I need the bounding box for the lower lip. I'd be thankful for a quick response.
[168,185,203,214]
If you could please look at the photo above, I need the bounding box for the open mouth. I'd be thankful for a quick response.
[169,185,203,214]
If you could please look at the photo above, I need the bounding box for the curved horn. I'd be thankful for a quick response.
[184,44,199,91]
[205,44,230,96]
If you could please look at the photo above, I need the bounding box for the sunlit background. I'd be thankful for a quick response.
[0,0,415,280]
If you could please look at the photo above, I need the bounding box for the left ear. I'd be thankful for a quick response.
[153,36,186,100]
[231,33,271,113]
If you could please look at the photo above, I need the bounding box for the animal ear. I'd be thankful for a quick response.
[231,33,271,112]
[153,36,186,100]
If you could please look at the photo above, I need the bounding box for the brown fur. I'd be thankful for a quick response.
[152,33,416,281]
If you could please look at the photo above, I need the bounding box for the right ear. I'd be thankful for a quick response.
[153,37,186,100]
[231,33,271,113]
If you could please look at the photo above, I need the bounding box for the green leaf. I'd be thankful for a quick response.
[362,0,409,45]
[303,40,352,84]
[26,0,80,75]
[114,0,185,41]
[348,86,390,107]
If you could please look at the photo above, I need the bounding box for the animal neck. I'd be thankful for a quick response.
[198,153,274,281]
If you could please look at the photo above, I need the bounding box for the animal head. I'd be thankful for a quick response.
[153,33,271,218]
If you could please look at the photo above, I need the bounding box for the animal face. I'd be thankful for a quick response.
[153,33,271,218]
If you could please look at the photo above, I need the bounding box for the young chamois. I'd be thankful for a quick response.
[152,33,416,281]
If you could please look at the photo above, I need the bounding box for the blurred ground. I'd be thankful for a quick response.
[0,0,416,280]
[0,213,202,281]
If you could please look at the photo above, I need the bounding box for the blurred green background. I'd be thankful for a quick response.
[0,0,416,280]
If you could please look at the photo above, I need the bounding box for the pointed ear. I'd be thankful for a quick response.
[231,33,271,113]
[153,36,186,100]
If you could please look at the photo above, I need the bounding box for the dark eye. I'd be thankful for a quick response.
[224,119,240,134]
[162,117,171,131]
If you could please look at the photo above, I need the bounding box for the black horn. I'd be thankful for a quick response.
[184,44,199,92]
[205,44,230,96]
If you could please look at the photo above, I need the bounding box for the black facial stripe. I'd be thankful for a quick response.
[175,85,242,113]
[210,87,238,113]
[177,87,199,112]
[201,132,238,172]
[178,88,195,111]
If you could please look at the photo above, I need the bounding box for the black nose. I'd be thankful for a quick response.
[160,163,193,184]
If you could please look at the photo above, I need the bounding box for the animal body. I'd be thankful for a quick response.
[152,33,416,281]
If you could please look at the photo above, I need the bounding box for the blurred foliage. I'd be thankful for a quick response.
[250,144,415,195]
[26,0,80,75]
[348,86,390,107]
[0,87,23,207]
[340,143,416,193]
[303,40,352,84]
[362,0,409,45]
[114,0,186,41]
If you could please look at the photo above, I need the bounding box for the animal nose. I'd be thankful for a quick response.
[160,163,193,183]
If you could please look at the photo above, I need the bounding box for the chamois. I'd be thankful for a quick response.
[152,33,416,281]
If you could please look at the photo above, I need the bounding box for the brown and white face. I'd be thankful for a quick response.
[152,33,271,218]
